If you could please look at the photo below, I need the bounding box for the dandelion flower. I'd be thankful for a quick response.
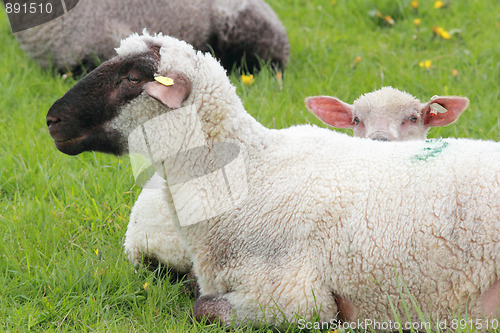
[440,30,451,39]
[241,74,254,86]
[434,0,444,9]
[143,282,149,290]
[331,0,336,5]
[433,26,452,39]
[411,0,418,9]
[384,16,395,25]
[419,60,432,69]
[413,18,421,27]
[451,69,458,76]
[276,71,283,90]
[94,249,99,256]
[351,56,362,69]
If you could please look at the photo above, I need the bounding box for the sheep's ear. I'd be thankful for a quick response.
[305,96,355,128]
[144,72,192,109]
[422,96,469,127]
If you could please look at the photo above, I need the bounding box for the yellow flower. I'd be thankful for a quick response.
[94,249,99,256]
[451,69,458,76]
[440,30,451,39]
[351,56,362,69]
[419,60,432,69]
[241,74,254,86]
[433,26,452,39]
[384,15,395,25]
[331,0,336,4]
[413,18,421,26]
[143,282,149,290]
[434,0,444,9]
[276,71,283,90]
[411,0,418,9]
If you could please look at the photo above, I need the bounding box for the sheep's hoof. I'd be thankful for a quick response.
[140,255,163,273]
[138,257,199,298]
[165,269,200,299]
[193,294,232,325]
[183,270,201,299]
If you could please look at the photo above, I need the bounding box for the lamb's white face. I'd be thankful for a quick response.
[351,88,427,141]
[306,87,469,141]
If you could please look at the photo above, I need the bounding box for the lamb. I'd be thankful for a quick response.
[306,87,469,141]
[14,0,289,73]
[46,32,500,328]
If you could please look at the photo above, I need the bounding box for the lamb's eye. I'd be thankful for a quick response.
[353,117,360,125]
[409,115,418,123]
[127,74,141,84]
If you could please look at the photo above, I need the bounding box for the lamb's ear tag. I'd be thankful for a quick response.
[154,76,174,86]
[429,103,448,116]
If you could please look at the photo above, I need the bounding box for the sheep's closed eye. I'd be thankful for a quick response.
[409,115,418,123]
[126,74,141,84]
[353,117,360,125]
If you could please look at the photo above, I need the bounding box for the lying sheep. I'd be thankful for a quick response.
[127,88,470,277]
[306,87,469,141]
[15,0,289,73]
[46,32,500,328]
[127,89,470,276]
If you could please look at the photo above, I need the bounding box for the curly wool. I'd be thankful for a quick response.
[116,33,499,327]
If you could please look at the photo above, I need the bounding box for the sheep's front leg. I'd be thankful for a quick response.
[124,177,192,274]
[193,294,233,325]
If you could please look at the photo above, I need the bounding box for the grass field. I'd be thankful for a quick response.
[1,0,499,332]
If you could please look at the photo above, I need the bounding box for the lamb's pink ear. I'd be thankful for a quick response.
[422,96,469,127]
[305,96,354,128]
[144,72,192,109]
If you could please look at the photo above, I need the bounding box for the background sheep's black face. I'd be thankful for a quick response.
[46,52,158,155]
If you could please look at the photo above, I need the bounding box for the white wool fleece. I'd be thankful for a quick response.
[118,33,500,327]
[124,175,191,273]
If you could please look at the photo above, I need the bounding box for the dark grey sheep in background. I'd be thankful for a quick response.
[14,0,290,73]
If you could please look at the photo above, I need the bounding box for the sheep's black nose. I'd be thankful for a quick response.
[373,136,389,141]
[46,115,61,128]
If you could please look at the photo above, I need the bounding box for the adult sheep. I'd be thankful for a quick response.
[126,88,471,277]
[306,87,469,141]
[46,33,500,328]
[14,0,289,73]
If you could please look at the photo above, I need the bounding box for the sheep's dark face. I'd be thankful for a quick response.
[46,52,158,155]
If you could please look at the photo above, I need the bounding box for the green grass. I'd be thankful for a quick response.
[1,0,499,331]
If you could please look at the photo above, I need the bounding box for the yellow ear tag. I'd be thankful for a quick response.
[154,76,174,86]
[429,103,447,116]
